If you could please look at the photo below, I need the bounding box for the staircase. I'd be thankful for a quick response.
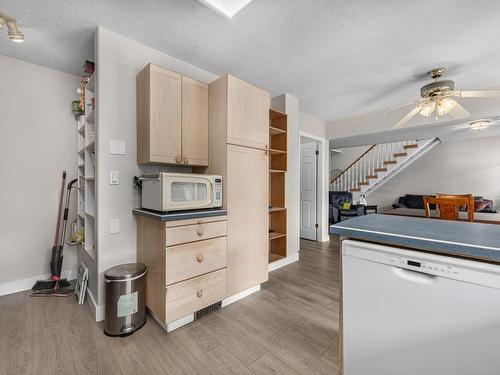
[330,138,441,201]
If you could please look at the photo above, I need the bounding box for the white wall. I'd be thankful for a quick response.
[95,28,217,310]
[367,136,500,212]
[0,55,80,295]
[299,111,326,138]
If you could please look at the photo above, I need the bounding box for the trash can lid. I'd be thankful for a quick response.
[105,263,147,281]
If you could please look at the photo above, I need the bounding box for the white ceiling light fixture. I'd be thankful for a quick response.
[469,120,490,131]
[197,0,254,18]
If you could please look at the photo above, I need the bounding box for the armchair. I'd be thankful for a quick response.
[329,191,365,223]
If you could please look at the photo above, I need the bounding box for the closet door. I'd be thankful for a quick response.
[181,76,208,166]
[226,144,269,296]
[227,76,269,150]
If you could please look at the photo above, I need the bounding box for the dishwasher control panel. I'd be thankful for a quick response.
[388,256,459,276]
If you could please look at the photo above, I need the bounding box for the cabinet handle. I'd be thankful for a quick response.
[196,254,204,263]
[265,145,269,155]
[175,156,182,164]
[183,159,189,164]
[196,289,203,298]
[197,219,204,224]
[197,229,204,236]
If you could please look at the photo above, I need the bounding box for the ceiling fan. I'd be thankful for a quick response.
[388,67,500,128]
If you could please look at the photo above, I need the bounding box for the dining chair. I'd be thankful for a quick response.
[423,194,474,222]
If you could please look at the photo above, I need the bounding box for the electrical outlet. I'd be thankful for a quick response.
[110,171,119,185]
[110,219,120,234]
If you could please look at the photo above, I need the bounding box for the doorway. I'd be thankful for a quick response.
[300,139,319,241]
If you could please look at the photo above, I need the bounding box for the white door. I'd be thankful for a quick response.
[300,142,317,241]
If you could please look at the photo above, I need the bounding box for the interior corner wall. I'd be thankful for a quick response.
[0,54,80,295]
[95,28,217,311]
[272,94,300,258]
[367,136,500,212]
[299,111,326,138]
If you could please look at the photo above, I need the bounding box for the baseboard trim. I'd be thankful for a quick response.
[222,284,260,308]
[0,269,77,297]
[147,285,262,333]
[86,289,104,322]
[268,252,299,272]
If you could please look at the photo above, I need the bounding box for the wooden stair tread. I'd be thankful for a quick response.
[374,168,387,172]
[403,144,418,149]
[350,188,361,192]
[358,182,369,186]
[393,152,408,157]
[383,160,397,165]
[366,175,378,179]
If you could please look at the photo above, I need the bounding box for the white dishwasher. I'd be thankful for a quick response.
[342,239,500,375]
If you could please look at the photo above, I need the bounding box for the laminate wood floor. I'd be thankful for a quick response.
[0,237,340,375]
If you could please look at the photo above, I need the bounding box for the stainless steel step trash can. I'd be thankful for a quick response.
[104,263,147,336]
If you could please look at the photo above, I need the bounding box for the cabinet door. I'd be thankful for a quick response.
[226,144,269,296]
[227,76,270,150]
[140,65,181,164]
[181,77,208,166]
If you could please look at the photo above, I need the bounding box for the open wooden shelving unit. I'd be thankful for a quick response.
[268,108,287,264]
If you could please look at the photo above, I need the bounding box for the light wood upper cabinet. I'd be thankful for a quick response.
[226,144,269,296]
[227,76,270,150]
[181,77,208,166]
[137,64,208,166]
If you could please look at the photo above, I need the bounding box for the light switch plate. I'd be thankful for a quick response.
[110,171,119,185]
[110,140,126,155]
[110,219,120,234]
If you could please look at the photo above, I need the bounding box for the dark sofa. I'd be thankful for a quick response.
[393,194,496,213]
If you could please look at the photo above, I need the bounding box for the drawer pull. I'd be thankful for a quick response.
[197,219,203,224]
[183,159,189,164]
[196,289,203,298]
[196,254,204,263]
[197,227,204,236]
[175,156,182,164]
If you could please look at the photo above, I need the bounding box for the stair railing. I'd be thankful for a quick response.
[331,140,419,192]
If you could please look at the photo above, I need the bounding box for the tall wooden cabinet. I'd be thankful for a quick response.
[205,75,270,297]
[137,64,208,166]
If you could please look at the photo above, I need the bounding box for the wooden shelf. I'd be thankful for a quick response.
[269,232,286,240]
[269,253,286,263]
[270,126,286,135]
[269,148,286,155]
[269,207,286,213]
[268,108,287,265]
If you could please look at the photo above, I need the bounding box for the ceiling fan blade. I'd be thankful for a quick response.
[384,98,425,113]
[449,102,471,119]
[394,106,422,128]
[457,90,500,98]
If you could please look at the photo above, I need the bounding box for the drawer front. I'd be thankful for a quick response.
[165,220,227,247]
[166,269,226,323]
[166,237,227,285]
[165,216,227,228]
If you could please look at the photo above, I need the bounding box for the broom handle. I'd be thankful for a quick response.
[53,171,67,247]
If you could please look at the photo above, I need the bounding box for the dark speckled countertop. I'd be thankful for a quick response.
[133,207,227,222]
[330,214,500,263]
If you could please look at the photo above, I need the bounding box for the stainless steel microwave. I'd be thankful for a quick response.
[140,173,222,212]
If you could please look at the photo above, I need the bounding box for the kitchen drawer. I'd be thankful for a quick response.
[165,220,227,246]
[166,237,227,285]
[166,268,226,323]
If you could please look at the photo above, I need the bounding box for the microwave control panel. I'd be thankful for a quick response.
[213,178,223,206]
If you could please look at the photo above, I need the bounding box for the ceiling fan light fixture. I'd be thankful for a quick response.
[419,101,435,117]
[6,20,24,43]
[470,120,490,131]
[437,98,457,116]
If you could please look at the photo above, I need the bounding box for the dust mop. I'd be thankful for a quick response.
[31,172,77,296]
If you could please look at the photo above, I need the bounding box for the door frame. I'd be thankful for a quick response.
[298,131,329,242]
